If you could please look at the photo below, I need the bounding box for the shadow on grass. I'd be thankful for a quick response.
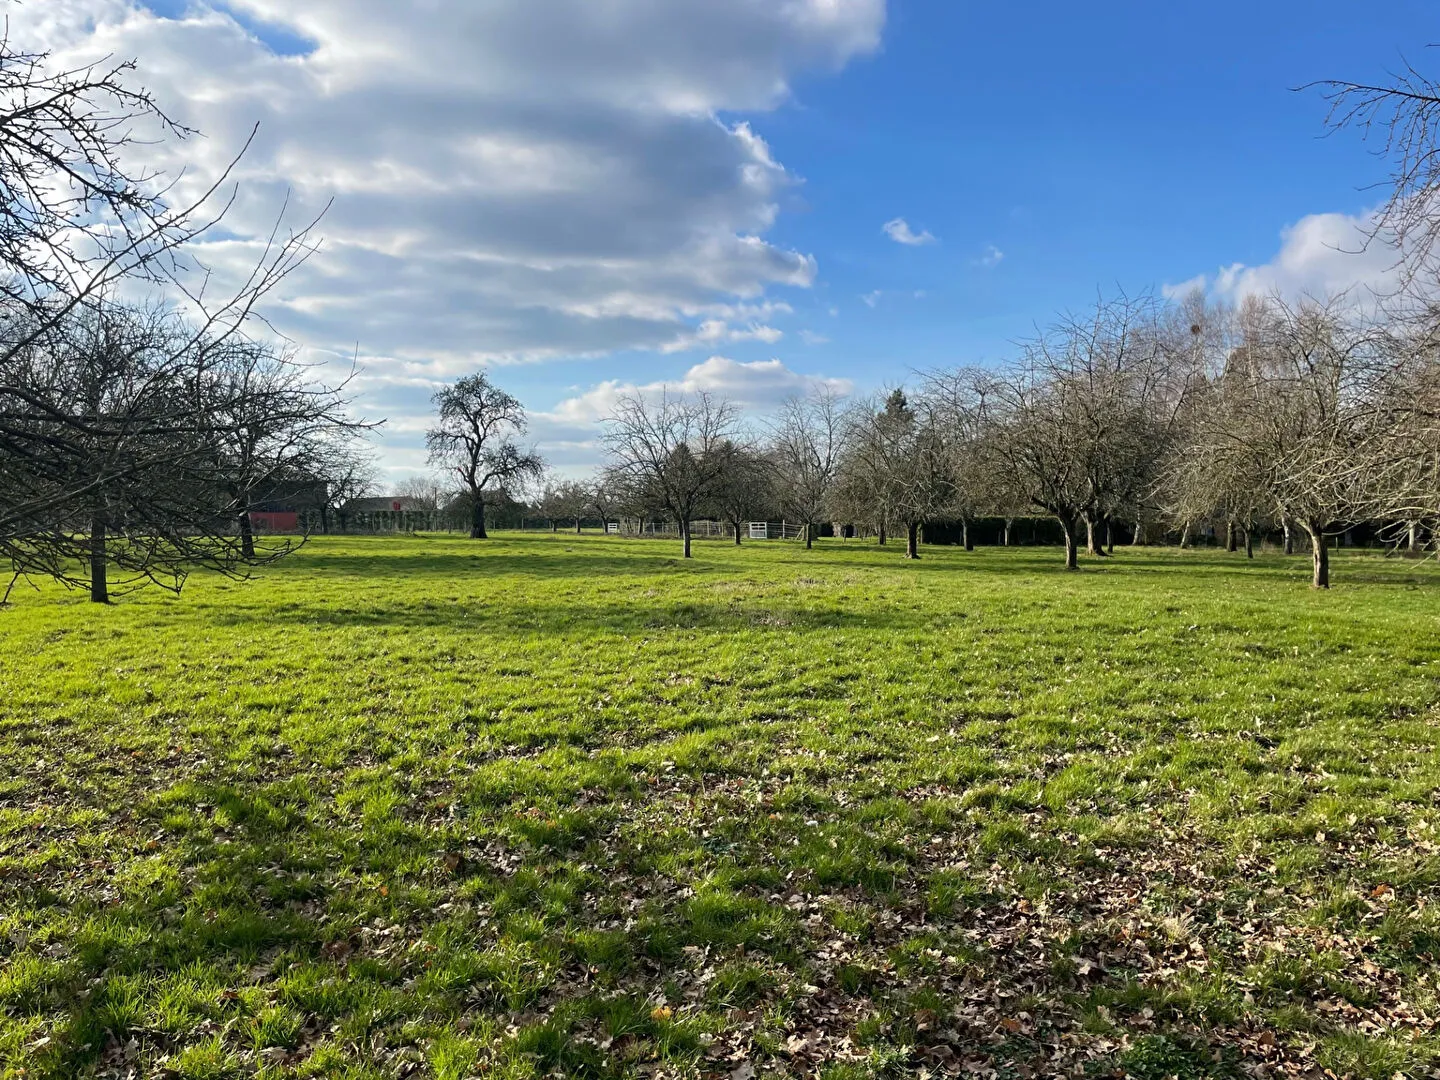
[207,599,934,635]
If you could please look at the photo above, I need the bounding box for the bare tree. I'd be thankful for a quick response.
[586,471,629,533]
[838,389,953,559]
[706,439,774,544]
[0,36,338,600]
[769,387,845,549]
[980,296,1177,568]
[204,339,369,559]
[394,473,453,512]
[919,367,1006,551]
[426,373,544,539]
[1311,60,1440,289]
[535,478,591,533]
[317,446,377,534]
[1174,295,1385,587]
[602,390,738,558]
[0,35,322,371]
[0,302,370,603]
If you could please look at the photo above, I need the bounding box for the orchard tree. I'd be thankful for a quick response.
[919,367,1004,551]
[982,296,1174,568]
[602,391,738,558]
[586,471,629,532]
[536,478,590,533]
[426,373,544,539]
[1,303,370,603]
[769,388,845,549]
[706,440,774,544]
[205,338,368,559]
[0,35,332,601]
[840,390,953,559]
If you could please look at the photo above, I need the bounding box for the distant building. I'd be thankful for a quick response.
[250,481,327,533]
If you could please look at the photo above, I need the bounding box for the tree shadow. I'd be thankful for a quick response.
[207,598,933,635]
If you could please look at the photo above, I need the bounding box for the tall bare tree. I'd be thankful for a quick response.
[426,373,544,539]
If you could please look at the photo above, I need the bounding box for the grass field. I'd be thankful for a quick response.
[2,535,1439,1080]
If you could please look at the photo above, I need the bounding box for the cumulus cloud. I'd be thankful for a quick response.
[542,356,851,426]
[882,217,936,246]
[15,0,883,378]
[1165,209,1402,305]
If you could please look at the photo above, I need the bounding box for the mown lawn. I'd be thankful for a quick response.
[2,534,1439,1080]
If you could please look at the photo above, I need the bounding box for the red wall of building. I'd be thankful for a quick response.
[250,511,300,533]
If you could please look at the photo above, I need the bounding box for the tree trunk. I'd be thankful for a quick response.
[1003,518,1013,546]
[1225,522,1237,552]
[1180,522,1191,549]
[732,521,742,545]
[877,523,887,546]
[1309,528,1329,589]
[470,497,487,539]
[239,511,256,560]
[1283,519,1294,556]
[89,513,109,604]
[805,522,814,550]
[963,521,973,551]
[682,519,692,559]
[1243,527,1254,559]
[1105,519,1114,555]
[1409,521,1420,553]
[1060,518,1078,570]
[1131,520,1144,546]
[905,521,920,559]
[1085,514,1107,556]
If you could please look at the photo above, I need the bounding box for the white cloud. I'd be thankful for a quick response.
[661,318,784,353]
[536,356,852,437]
[799,329,829,345]
[882,217,936,246]
[1166,209,1401,305]
[1160,274,1207,301]
[975,244,1004,268]
[861,290,882,307]
[15,0,884,464]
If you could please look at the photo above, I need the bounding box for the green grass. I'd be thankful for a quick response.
[2,534,1439,1079]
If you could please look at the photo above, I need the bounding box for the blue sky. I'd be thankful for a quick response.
[723,0,1434,372]
[30,1,1435,478]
